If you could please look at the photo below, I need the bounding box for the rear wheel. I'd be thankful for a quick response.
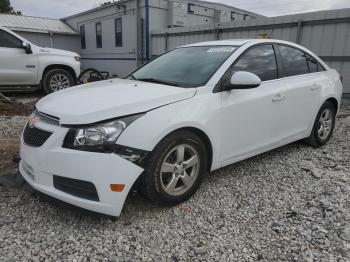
[141,131,207,205]
[43,69,75,94]
[304,101,336,147]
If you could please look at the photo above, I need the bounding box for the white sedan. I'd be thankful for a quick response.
[19,39,343,217]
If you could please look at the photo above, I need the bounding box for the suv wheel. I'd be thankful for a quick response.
[141,131,208,205]
[43,69,75,94]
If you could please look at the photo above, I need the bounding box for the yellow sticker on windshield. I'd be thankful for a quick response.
[207,47,236,53]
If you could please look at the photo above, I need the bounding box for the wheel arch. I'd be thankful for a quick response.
[325,97,339,114]
[42,64,77,82]
[308,96,340,137]
[156,126,214,172]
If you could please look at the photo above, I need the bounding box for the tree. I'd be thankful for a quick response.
[0,0,12,13]
[0,0,22,15]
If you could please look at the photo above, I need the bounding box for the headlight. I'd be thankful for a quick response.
[63,114,144,152]
[74,120,126,146]
[74,56,81,62]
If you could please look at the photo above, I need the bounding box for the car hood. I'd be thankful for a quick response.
[36,78,197,125]
[37,47,79,57]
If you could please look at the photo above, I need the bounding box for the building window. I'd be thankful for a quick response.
[231,11,236,20]
[115,18,123,47]
[188,3,195,14]
[80,25,86,49]
[96,22,102,48]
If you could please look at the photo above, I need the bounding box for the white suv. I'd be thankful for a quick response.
[19,39,343,217]
[0,27,80,93]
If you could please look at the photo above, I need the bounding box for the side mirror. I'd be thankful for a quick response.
[22,42,32,54]
[225,71,261,90]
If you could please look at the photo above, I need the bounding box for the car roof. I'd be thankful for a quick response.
[182,39,251,47]
[181,39,329,70]
[181,39,298,48]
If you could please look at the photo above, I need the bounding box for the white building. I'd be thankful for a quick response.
[63,0,262,77]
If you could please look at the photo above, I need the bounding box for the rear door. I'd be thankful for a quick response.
[0,29,38,86]
[274,44,323,139]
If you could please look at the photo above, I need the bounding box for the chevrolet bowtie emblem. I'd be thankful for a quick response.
[28,114,39,128]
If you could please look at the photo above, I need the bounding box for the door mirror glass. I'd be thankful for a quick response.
[227,71,261,90]
[22,42,32,54]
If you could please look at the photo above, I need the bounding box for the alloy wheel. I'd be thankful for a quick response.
[49,74,70,91]
[318,108,333,140]
[160,144,200,196]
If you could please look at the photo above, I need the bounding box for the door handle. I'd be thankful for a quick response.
[272,94,285,102]
[310,84,320,91]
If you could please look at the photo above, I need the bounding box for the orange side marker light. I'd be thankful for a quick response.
[110,184,125,192]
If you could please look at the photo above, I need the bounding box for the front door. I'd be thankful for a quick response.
[0,29,38,86]
[220,44,287,165]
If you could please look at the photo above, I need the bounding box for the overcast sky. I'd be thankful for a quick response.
[11,0,350,19]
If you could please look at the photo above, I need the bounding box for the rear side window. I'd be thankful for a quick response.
[317,62,326,72]
[303,53,327,74]
[230,44,278,81]
[0,30,22,48]
[306,55,318,73]
[278,45,309,77]
[96,22,102,48]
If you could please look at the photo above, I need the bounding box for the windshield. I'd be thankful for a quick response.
[129,46,238,88]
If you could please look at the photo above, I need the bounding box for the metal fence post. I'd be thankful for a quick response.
[216,25,221,40]
[49,32,54,48]
[165,33,169,52]
[296,20,303,44]
[136,0,141,66]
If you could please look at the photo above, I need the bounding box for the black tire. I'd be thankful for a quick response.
[42,69,75,94]
[141,130,208,205]
[304,101,336,147]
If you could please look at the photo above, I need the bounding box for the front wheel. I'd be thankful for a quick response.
[304,101,336,147]
[42,69,75,94]
[141,131,208,205]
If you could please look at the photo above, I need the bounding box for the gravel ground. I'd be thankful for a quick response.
[0,98,349,261]
[0,94,37,170]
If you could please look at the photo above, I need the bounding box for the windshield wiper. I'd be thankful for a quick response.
[136,78,182,87]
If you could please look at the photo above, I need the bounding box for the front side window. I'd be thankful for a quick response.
[0,29,22,48]
[80,25,86,49]
[130,46,238,88]
[115,18,122,47]
[230,44,278,81]
[96,22,102,48]
[278,45,309,77]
